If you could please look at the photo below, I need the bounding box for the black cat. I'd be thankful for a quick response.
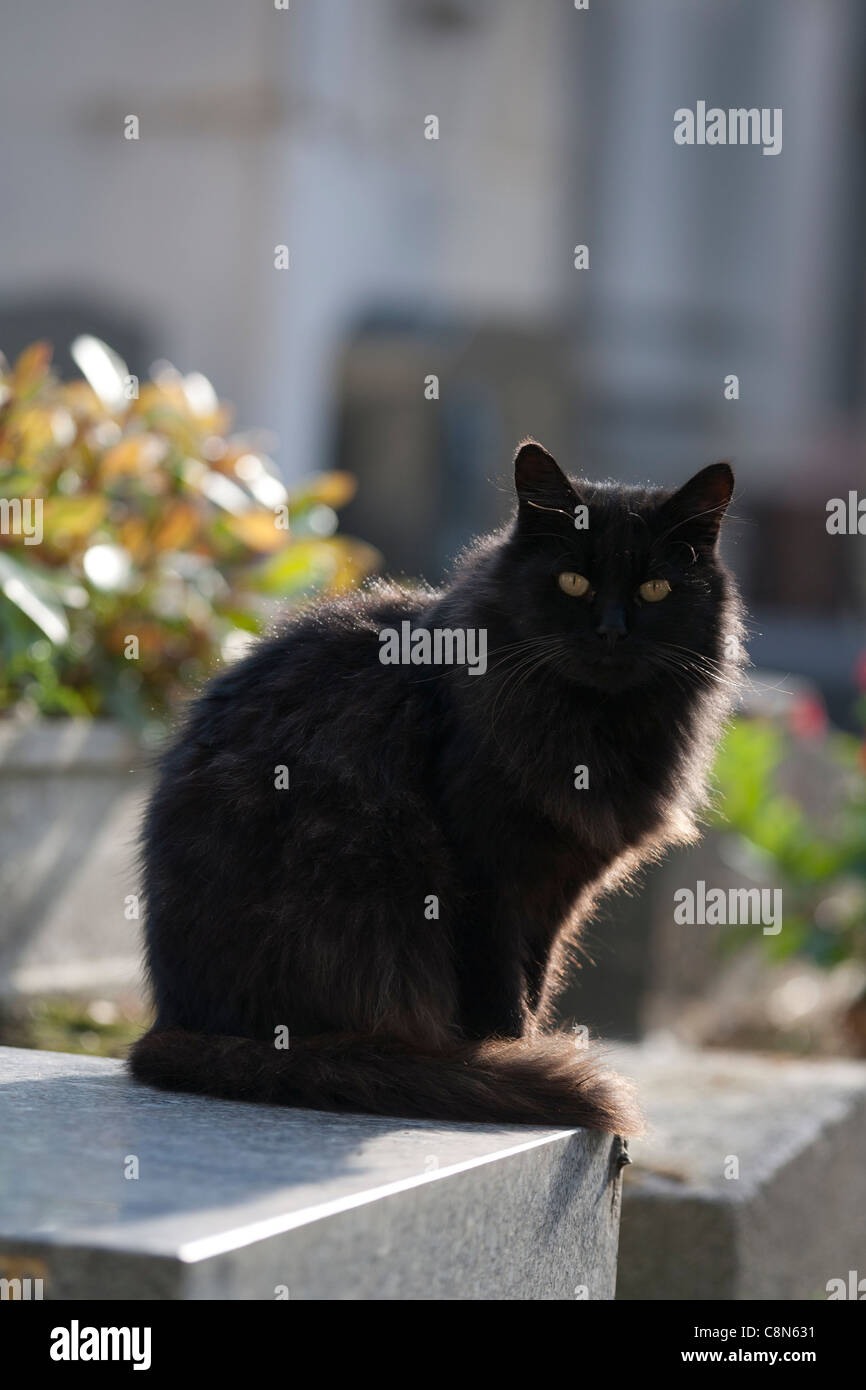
[130,441,744,1133]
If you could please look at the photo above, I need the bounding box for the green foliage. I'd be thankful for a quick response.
[0,996,146,1059]
[709,702,866,967]
[0,340,379,731]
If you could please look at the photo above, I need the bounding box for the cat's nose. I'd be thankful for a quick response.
[596,601,627,649]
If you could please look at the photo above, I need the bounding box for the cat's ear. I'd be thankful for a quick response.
[657,463,734,554]
[514,440,580,525]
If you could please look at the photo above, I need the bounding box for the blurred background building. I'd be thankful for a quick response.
[1,0,864,720]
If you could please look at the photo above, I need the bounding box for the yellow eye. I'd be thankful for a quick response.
[638,578,671,602]
[558,571,590,597]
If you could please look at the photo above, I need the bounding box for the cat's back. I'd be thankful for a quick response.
[152,580,439,808]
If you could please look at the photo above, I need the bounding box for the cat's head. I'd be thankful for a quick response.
[496,440,740,693]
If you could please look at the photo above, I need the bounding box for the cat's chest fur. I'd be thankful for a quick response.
[438,671,685,854]
[428,675,687,950]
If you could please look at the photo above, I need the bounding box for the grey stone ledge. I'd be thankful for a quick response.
[0,1046,623,1300]
[0,718,143,774]
[613,1040,866,1301]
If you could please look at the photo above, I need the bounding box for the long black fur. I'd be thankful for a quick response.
[130,441,744,1133]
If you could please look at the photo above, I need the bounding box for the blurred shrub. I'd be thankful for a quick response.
[710,689,866,967]
[0,339,379,731]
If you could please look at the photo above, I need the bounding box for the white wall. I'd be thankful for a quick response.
[0,0,572,479]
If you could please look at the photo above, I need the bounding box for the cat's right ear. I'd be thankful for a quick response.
[514,440,579,527]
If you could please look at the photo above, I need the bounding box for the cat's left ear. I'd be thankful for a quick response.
[514,440,580,524]
[657,462,734,553]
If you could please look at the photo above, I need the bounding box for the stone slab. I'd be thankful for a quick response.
[613,1039,866,1300]
[0,1046,623,1300]
[0,719,147,998]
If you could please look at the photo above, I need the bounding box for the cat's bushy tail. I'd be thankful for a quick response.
[128,1028,642,1134]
